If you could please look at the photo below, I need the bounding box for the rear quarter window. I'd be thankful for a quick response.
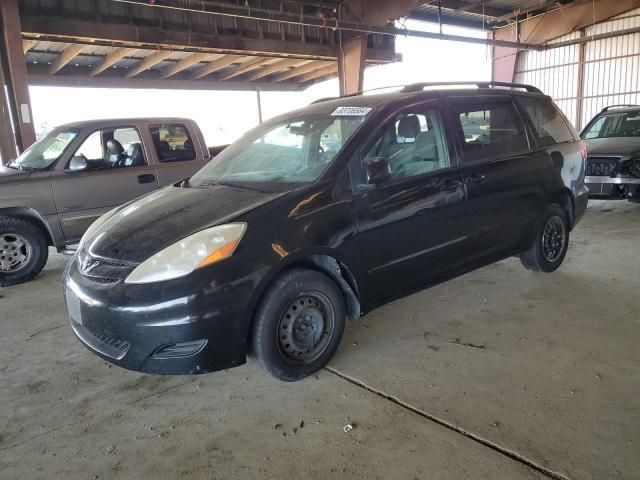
[149,123,196,162]
[518,97,574,146]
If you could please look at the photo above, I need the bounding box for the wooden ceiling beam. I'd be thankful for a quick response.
[291,63,338,83]
[126,50,173,78]
[245,58,311,81]
[90,47,135,76]
[217,57,278,80]
[190,55,243,79]
[160,52,210,79]
[49,44,85,74]
[270,61,332,82]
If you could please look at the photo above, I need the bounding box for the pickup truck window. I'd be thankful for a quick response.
[73,126,146,169]
[8,129,79,171]
[190,113,365,186]
[150,124,196,162]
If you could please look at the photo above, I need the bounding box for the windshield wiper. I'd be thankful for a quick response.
[196,181,270,193]
[6,160,39,172]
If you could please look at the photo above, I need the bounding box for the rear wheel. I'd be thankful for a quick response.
[0,216,49,287]
[249,268,346,381]
[520,204,569,273]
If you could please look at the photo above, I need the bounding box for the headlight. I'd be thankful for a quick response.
[78,207,118,250]
[124,223,246,284]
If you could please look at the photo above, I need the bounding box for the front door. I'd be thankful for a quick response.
[52,125,159,243]
[353,103,467,305]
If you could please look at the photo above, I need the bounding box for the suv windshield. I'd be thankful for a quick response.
[582,111,640,139]
[9,129,79,170]
[190,113,367,187]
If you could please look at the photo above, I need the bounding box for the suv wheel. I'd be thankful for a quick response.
[0,216,49,287]
[249,268,346,381]
[520,203,569,273]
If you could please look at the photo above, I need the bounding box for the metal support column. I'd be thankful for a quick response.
[0,0,36,153]
[256,88,263,123]
[338,32,367,96]
[0,59,17,164]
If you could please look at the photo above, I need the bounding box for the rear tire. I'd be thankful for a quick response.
[0,216,49,287]
[520,204,569,273]
[249,268,346,381]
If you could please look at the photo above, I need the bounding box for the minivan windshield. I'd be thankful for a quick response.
[8,129,79,171]
[190,113,367,187]
[582,112,640,139]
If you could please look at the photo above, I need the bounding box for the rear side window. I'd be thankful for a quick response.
[150,124,196,162]
[518,97,574,146]
[453,101,529,162]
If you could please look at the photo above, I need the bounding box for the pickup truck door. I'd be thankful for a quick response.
[52,125,159,244]
[146,122,209,185]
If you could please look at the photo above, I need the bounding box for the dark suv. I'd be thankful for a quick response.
[63,82,588,381]
[581,105,640,201]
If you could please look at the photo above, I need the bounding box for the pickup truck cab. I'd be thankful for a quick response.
[1,117,210,286]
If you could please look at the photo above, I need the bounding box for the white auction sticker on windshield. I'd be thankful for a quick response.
[331,106,373,116]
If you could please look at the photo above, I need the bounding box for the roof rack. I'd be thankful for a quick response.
[601,104,639,113]
[401,81,543,94]
[308,81,542,106]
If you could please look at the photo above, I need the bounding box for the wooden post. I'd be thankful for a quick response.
[0,0,36,152]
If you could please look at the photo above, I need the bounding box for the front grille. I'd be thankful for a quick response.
[71,320,131,360]
[586,156,620,176]
[76,249,135,285]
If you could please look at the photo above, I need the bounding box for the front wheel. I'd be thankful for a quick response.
[249,268,346,381]
[520,204,569,273]
[0,216,49,287]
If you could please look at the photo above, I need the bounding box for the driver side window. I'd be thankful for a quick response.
[72,127,146,170]
[363,110,450,181]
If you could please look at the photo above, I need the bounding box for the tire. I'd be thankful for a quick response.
[520,204,569,273]
[0,216,49,287]
[249,268,346,382]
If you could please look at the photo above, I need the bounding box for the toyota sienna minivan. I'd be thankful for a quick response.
[64,82,589,381]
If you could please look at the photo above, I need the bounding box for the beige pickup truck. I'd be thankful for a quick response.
[0,117,217,286]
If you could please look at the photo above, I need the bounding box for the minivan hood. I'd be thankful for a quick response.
[0,166,31,185]
[87,184,284,263]
[583,137,640,158]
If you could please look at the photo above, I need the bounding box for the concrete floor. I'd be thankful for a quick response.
[1,200,638,480]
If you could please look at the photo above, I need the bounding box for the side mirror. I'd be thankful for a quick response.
[363,157,391,185]
[67,155,88,172]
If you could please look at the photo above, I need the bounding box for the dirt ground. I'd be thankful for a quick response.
[1,200,638,480]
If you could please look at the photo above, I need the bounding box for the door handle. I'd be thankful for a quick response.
[465,173,485,184]
[442,179,461,192]
[137,174,156,184]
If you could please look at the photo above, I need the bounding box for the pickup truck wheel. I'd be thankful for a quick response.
[520,204,569,273]
[249,268,346,382]
[0,217,48,287]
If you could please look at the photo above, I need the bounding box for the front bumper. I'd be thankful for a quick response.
[585,175,640,197]
[63,256,267,375]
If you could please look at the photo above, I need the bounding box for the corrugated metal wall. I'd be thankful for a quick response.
[515,7,640,130]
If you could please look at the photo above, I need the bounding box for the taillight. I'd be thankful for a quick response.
[579,140,588,175]
[579,140,588,161]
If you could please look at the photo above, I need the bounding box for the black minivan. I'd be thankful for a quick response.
[64,82,589,381]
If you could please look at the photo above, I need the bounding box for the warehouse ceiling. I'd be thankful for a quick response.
[409,0,581,30]
[19,0,399,91]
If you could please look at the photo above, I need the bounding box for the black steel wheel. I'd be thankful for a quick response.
[250,268,346,381]
[520,203,569,273]
[0,216,49,287]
